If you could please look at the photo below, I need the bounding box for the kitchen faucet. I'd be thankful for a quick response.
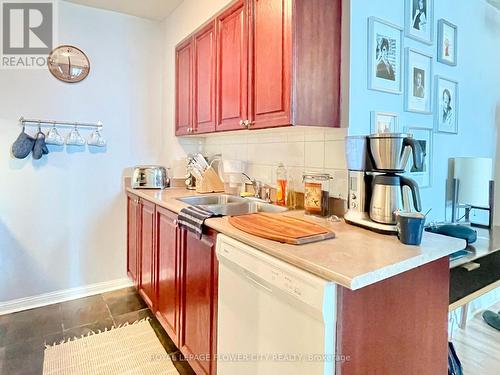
[242,173,271,202]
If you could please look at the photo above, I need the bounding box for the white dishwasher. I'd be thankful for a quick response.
[216,234,337,375]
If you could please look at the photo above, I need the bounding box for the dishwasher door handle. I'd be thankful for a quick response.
[244,272,273,294]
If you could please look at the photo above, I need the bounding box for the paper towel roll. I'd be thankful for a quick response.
[453,157,492,208]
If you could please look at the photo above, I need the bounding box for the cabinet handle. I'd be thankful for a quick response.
[173,219,178,226]
[239,120,245,127]
[187,127,193,133]
[244,120,253,128]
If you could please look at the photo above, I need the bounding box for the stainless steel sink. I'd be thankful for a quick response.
[176,194,287,216]
[177,194,247,206]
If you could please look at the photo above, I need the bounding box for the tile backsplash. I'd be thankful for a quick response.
[200,126,348,199]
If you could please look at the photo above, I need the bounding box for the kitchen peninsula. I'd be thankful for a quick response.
[126,185,465,375]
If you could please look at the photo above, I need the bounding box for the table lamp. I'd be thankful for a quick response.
[452,157,494,228]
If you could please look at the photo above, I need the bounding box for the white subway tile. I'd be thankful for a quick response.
[324,140,347,169]
[283,142,305,167]
[304,127,325,142]
[324,127,348,141]
[305,141,325,168]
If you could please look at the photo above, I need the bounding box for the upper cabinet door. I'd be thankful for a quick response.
[216,0,249,132]
[194,21,217,134]
[175,38,193,136]
[251,0,292,129]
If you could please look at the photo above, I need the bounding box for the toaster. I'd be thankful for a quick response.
[132,166,170,189]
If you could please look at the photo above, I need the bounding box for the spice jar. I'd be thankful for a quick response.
[302,172,331,217]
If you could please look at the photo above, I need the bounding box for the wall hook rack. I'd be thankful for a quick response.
[19,116,103,130]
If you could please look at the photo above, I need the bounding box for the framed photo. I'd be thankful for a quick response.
[370,111,400,134]
[437,19,457,66]
[404,126,432,188]
[368,17,403,94]
[405,0,433,44]
[435,76,459,134]
[405,48,432,114]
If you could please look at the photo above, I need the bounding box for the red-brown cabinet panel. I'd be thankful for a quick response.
[126,193,140,286]
[139,199,157,310]
[194,21,217,134]
[293,0,342,127]
[156,207,181,346]
[180,229,218,375]
[251,0,292,129]
[216,0,249,132]
[176,38,194,136]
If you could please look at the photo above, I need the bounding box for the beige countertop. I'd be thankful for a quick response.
[126,186,466,290]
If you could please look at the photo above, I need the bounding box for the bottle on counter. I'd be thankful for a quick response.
[286,175,297,210]
[276,163,287,206]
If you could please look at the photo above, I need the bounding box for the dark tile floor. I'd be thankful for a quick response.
[0,287,195,375]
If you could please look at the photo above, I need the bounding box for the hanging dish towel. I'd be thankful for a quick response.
[178,206,215,239]
[11,127,35,159]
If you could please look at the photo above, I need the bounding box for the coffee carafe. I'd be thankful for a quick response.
[368,133,424,224]
[370,175,422,225]
[344,133,426,235]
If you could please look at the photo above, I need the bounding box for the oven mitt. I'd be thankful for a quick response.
[32,131,49,160]
[482,310,500,331]
[11,127,35,159]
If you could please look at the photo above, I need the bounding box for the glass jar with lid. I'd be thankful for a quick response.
[302,172,331,217]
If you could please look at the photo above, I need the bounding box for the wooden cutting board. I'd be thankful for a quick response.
[228,213,335,245]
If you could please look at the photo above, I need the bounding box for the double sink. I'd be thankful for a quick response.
[176,194,287,216]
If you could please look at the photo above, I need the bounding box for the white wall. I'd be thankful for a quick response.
[0,1,164,302]
[348,0,500,222]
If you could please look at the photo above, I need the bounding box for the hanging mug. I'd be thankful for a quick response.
[46,126,65,145]
[66,126,86,146]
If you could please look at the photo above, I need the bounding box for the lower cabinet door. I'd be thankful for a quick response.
[126,193,140,286]
[139,199,157,310]
[156,207,181,346]
[180,229,218,375]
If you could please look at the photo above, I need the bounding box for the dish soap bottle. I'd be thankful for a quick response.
[276,163,287,206]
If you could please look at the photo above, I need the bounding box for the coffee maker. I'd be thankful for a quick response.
[344,133,424,235]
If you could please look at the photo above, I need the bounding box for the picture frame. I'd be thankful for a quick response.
[368,17,403,94]
[437,19,457,66]
[435,76,459,134]
[370,111,400,134]
[405,48,433,114]
[405,0,433,45]
[404,126,433,188]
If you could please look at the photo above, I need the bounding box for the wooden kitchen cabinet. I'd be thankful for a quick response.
[216,0,249,132]
[127,198,219,375]
[194,21,217,134]
[156,206,182,346]
[126,192,141,287]
[180,228,218,375]
[139,199,157,310]
[174,0,342,135]
[175,38,194,136]
[251,0,291,129]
